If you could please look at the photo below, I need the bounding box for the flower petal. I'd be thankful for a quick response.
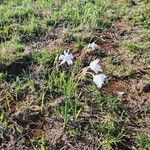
[94,65,102,74]
[90,59,102,74]
[69,53,74,59]
[59,54,65,61]
[93,74,107,88]
[60,59,66,64]
[91,42,99,50]
[67,60,73,65]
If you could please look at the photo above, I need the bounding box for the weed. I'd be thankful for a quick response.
[68,128,78,137]
[57,94,82,127]
[13,76,27,97]
[0,73,6,80]
[101,129,126,150]
[9,35,25,53]
[140,51,150,64]
[143,0,150,4]
[57,99,72,127]
[38,136,47,150]
[32,51,57,65]
[142,74,150,84]
[31,136,47,150]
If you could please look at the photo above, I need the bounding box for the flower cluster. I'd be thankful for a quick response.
[58,43,107,88]
[89,59,107,88]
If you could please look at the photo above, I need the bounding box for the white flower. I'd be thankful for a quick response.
[90,59,102,74]
[93,74,107,88]
[87,42,99,52]
[59,50,74,65]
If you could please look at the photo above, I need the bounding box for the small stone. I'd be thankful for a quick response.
[143,84,150,93]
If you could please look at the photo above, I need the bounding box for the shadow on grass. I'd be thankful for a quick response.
[0,54,32,77]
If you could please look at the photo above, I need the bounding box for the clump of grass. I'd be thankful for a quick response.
[0,73,6,80]
[46,58,82,126]
[32,51,57,65]
[57,98,82,127]
[31,136,47,150]
[101,129,126,150]
[0,45,24,66]
[13,76,27,98]
[122,41,141,52]
[122,41,150,53]
[103,56,134,78]
[140,51,150,64]
[50,0,104,28]
[47,59,82,98]
[93,112,127,150]
[142,74,150,84]
[123,2,150,29]
[91,86,122,114]
[137,134,150,150]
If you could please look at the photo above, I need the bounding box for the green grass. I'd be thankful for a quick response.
[57,98,82,127]
[137,134,150,150]
[92,86,121,113]
[122,41,150,53]
[31,136,47,150]
[0,72,6,80]
[103,56,134,78]
[32,51,57,65]
[125,2,150,29]
[0,0,120,49]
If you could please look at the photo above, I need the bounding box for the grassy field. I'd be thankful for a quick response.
[0,0,150,149]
